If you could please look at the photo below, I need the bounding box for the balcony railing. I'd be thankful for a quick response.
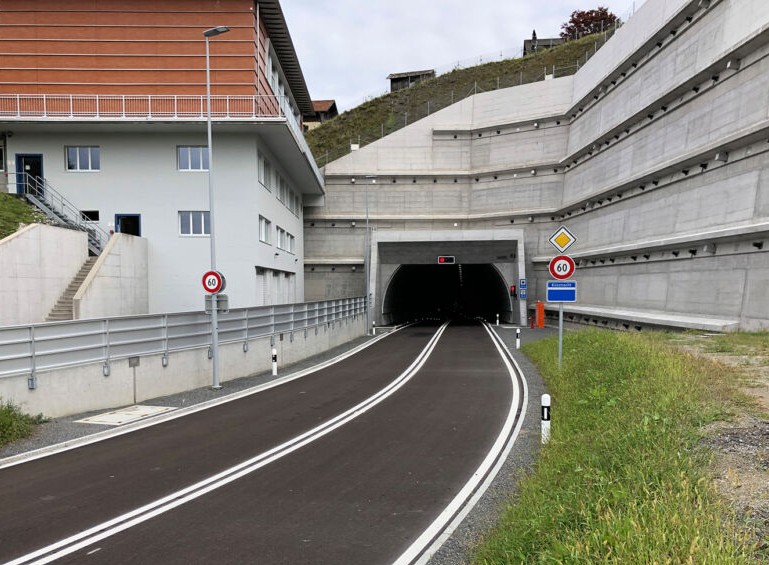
[0,93,295,121]
[1,93,320,184]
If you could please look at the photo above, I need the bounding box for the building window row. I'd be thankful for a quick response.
[258,150,302,216]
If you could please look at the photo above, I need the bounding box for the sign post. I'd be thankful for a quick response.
[202,270,226,389]
[547,226,578,370]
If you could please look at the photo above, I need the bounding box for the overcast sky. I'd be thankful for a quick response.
[280,0,644,112]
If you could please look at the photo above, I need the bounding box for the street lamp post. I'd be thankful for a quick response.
[364,176,376,334]
[204,25,230,389]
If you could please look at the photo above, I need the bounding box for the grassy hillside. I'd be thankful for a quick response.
[306,33,612,167]
[0,193,45,240]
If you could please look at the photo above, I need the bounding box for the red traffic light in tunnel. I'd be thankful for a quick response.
[510,284,516,296]
[437,255,456,264]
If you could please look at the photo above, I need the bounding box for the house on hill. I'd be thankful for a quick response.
[305,100,339,131]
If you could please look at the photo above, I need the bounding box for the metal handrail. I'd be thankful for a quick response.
[14,173,111,253]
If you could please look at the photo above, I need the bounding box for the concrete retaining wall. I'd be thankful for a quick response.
[0,224,87,325]
[2,315,366,418]
[73,233,149,320]
[306,0,769,331]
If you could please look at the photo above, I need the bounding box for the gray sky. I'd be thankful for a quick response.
[280,0,642,112]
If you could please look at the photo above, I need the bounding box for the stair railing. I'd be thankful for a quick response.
[15,173,111,254]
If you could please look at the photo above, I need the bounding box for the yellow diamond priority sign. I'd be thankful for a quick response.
[548,226,577,253]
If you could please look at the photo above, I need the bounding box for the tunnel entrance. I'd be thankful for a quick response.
[382,263,511,324]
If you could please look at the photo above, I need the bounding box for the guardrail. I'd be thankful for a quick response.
[0,298,365,383]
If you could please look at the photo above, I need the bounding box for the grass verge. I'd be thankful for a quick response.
[474,329,755,563]
[0,401,44,448]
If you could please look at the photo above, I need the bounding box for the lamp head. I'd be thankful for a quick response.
[204,26,230,37]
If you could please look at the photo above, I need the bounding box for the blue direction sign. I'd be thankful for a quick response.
[546,280,577,302]
[519,288,527,300]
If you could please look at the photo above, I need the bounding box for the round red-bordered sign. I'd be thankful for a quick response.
[202,270,226,294]
[548,255,576,280]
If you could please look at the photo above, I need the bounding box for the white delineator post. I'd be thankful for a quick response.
[496,313,499,326]
[271,347,278,376]
[516,328,521,350]
[541,394,551,444]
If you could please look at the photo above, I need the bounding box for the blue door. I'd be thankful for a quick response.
[15,154,44,196]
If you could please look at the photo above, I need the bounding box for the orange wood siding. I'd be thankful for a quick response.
[0,0,271,96]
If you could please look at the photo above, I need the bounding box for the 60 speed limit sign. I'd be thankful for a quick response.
[202,270,226,294]
[548,255,576,280]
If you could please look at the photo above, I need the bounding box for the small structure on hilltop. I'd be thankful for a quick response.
[387,69,436,92]
[523,29,564,56]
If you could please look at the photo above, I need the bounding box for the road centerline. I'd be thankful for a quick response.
[7,323,450,565]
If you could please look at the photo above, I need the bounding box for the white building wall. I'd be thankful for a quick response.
[6,128,305,314]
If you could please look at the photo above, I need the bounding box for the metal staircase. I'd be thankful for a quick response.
[17,173,110,255]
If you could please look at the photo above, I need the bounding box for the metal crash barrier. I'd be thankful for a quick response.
[0,298,365,384]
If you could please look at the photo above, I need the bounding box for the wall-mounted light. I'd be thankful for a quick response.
[351,177,356,183]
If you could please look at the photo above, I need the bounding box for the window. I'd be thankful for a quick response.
[66,146,100,171]
[179,211,210,236]
[257,153,265,186]
[0,145,4,172]
[178,146,209,171]
[287,232,296,254]
[263,161,272,191]
[259,215,271,243]
[276,227,295,253]
[81,210,100,221]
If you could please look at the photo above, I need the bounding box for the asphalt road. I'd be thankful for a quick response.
[1,322,523,565]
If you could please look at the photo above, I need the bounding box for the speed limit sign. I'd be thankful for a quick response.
[202,270,226,294]
[548,255,576,280]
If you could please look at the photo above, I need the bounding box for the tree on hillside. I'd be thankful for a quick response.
[560,7,619,40]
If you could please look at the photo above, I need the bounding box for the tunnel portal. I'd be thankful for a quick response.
[382,263,511,324]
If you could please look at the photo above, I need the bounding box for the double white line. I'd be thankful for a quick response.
[393,322,529,565]
[9,322,449,565]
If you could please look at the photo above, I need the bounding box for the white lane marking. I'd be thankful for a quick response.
[8,323,449,565]
[392,323,529,565]
[0,324,409,470]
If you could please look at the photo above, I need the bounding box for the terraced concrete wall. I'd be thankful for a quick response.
[307,0,769,330]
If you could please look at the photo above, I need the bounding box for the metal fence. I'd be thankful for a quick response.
[0,298,365,383]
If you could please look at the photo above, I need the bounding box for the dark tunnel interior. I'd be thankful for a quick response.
[382,264,513,324]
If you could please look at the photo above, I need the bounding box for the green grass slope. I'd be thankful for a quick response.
[0,193,45,240]
[306,34,611,167]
